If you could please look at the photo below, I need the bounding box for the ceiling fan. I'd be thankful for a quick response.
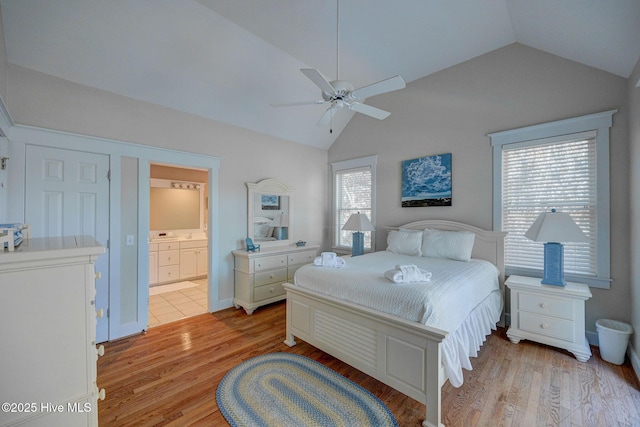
[271,1,406,131]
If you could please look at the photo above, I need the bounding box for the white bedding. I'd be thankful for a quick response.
[293,250,502,386]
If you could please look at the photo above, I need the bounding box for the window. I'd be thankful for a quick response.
[490,110,616,288]
[331,155,377,252]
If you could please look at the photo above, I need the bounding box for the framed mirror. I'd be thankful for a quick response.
[247,179,294,247]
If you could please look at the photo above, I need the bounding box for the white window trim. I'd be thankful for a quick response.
[489,110,617,289]
[331,155,378,253]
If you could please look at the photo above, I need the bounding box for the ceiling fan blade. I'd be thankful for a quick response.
[270,100,326,108]
[301,69,336,94]
[351,75,406,100]
[349,102,391,120]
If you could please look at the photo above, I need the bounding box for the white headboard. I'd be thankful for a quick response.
[391,219,507,326]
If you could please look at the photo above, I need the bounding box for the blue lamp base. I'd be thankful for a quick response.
[351,231,364,257]
[275,227,288,240]
[541,242,565,286]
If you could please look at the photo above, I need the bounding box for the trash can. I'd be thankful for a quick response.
[596,319,633,365]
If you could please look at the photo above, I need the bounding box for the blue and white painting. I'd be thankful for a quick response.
[401,153,452,207]
[261,194,280,210]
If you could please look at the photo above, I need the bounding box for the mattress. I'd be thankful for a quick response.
[293,250,502,386]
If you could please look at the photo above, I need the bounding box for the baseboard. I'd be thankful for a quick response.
[214,297,234,311]
[629,344,640,382]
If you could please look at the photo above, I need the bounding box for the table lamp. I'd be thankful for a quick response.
[524,209,588,286]
[342,212,375,256]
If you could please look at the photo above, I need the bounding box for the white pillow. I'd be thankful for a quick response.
[386,230,423,256]
[421,229,475,262]
[254,223,270,238]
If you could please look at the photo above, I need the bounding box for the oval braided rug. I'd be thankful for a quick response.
[216,352,398,427]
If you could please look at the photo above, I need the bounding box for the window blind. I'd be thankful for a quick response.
[502,136,597,277]
[335,166,372,249]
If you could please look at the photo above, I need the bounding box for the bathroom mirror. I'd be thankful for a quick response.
[247,179,294,247]
[150,178,205,234]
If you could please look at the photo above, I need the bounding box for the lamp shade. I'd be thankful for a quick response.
[524,210,588,243]
[271,213,289,227]
[342,213,375,232]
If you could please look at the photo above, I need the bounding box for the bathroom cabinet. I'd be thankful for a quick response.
[149,238,208,285]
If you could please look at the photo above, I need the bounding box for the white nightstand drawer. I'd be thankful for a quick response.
[255,268,287,287]
[518,292,572,320]
[254,282,285,302]
[288,250,316,266]
[518,312,573,342]
[254,255,287,271]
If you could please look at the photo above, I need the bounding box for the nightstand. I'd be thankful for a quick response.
[506,275,592,362]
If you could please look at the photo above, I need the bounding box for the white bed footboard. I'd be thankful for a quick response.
[284,283,447,427]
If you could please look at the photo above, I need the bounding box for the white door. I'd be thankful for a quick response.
[25,145,110,343]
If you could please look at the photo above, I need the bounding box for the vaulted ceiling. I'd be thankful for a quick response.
[2,0,639,149]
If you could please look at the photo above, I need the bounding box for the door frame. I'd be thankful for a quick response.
[5,124,220,341]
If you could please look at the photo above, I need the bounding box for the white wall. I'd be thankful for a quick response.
[629,57,640,370]
[3,63,329,332]
[329,43,631,335]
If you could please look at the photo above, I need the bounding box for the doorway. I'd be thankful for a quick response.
[148,163,209,327]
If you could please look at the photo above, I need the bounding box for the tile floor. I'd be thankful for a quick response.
[148,278,208,327]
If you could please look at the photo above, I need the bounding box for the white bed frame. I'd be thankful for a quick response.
[283,220,506,427]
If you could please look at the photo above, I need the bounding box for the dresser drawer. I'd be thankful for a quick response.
[255,268,287,287]
[158,249,180,266]
[518,312,573,342]
[254,282,286,302]
[288,250,317,266]
[518,292,573,320]
[158,265,180,282]
[254,255,287,271]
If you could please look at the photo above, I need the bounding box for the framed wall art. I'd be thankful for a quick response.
[261,194,280,210]
[401,153,452,207]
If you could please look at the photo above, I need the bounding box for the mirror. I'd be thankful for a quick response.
[247,179,294,247]
[150,178,205,235]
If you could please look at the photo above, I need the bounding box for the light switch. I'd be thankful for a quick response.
[126,235,135,246]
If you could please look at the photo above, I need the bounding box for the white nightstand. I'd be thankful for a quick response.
[506,275,592,362]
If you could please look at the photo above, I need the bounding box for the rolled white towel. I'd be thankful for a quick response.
[384,264,431,283]
[313,252,346,268]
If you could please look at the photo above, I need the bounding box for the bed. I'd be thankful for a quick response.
[283,220,506,427]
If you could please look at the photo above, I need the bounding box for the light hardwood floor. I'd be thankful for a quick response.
[97,301,640,426]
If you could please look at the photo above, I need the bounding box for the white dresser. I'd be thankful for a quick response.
[506,275,592,362]
[0,236,104,427]
[233,245,319,315]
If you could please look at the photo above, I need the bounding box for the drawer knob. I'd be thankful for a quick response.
[540,303,549,309]
[540,323,550,329]
[97,344,105,357]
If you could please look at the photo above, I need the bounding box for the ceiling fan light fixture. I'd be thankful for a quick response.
[270,0,405,127]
